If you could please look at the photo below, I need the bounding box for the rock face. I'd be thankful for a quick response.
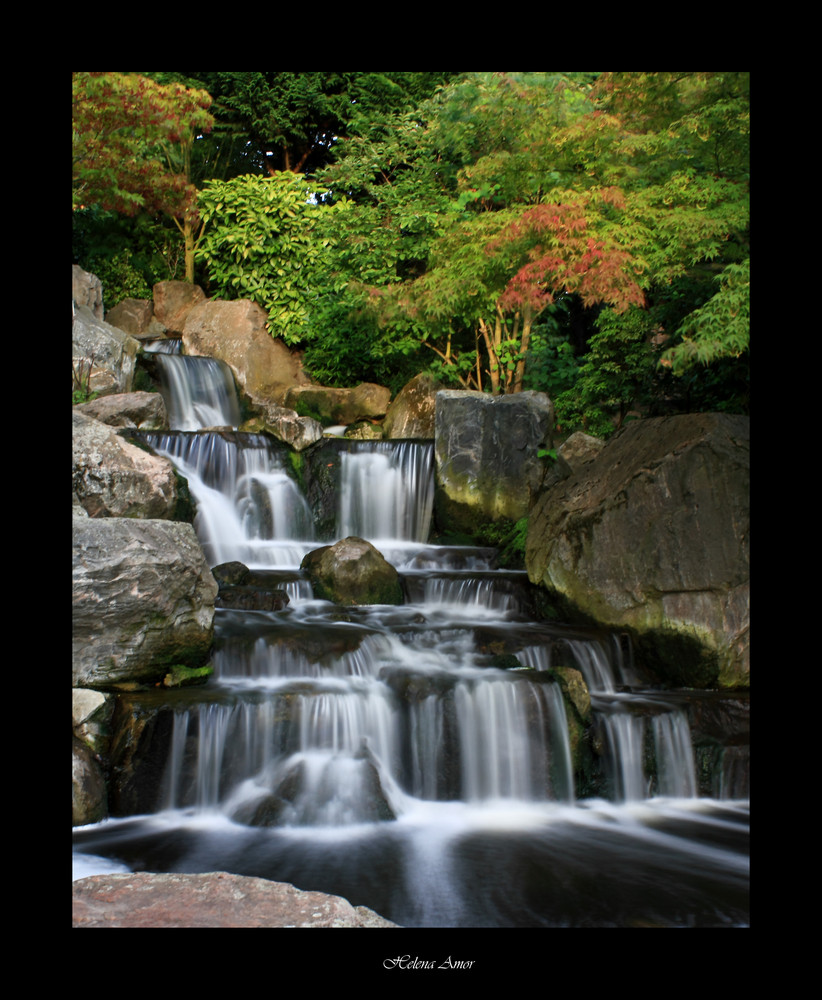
[526,414,749,688]
[72,409,178,518]
[302,537,403,605]
[72,872,399,927]
[434,390,554,532]
[72,517,218,689]
[383,373,443,440]
[182,298,309,408]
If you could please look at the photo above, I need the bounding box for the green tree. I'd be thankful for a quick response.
[309,71,748,419]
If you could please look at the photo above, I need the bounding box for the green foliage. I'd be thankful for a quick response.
[196,173,337,345]
[662,259,750,373]
[72,72,213,220]
[554,307,657,436]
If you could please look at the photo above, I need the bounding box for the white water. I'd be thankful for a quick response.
[73,355,749,925]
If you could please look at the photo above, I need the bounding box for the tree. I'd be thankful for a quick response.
[72,72,214,281]
[308,71,748,418]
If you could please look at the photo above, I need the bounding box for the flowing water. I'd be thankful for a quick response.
[73,356,749,927]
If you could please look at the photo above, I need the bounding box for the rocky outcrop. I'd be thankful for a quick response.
[72,409,178,518]
[526,414,749,688]
[284,382,391,426]
[434,389,553,532]
[72,872,399,927]
[302,537,403,605]
[72,517,217,689]
[74,391,168,431]
[383,373,443,439]
[182,298,309,409]
[73,304,140,398]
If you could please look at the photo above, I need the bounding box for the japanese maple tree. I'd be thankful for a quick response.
[72,72,214,281]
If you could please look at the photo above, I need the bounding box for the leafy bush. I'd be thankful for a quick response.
[196,173,335,346]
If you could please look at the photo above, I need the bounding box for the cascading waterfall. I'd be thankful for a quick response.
[156,353,241,431]
[73,353,749,927]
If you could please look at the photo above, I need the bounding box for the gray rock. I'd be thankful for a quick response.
[72,872,399,927]
[434,389,553,531]
[526,414,749,687]
[72,736,107,826]
[73,304,140,398]
[72,517,217,688]
[383,373,443,440]
[72,265,103,320]
[72,409,177,518]
[74,391,168,431]
[302,537,403,605]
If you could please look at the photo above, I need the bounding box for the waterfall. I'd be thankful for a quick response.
[155,354,241,431]
[74,355,749,928]
[338,441,434,544]
[142,431,316,569]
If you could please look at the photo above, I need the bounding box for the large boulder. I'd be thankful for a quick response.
[72,517,218,689]
[72,872,399,927]
[182,298,309,409]
[302,537,403,605]
[383,373,443,440]
[73,304,140,398]
[526,414,750,688]
[434,389,553,532]
[72,409,177,518]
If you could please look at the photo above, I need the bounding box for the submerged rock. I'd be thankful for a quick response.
[301,537,403,606]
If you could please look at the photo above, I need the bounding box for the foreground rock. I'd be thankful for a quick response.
[72,410,178,518]
[527,414,749,688]
[434,390,553,532]
[72,517,218,689]
[302,537,403,605]
[72,872,399,927]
